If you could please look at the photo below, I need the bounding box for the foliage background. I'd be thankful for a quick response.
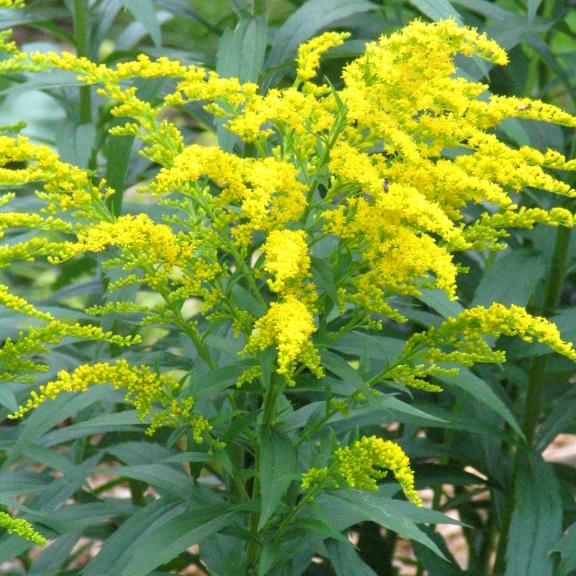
[1,0,576,575]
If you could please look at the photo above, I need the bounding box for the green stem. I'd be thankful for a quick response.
[247,373,281,569]
[524,224,570,445]
[73,0,92,125]
[253,0,268,16]
[262,373,281,427]
[270,477,328,541]
[493,224,571,573]
[295,404,340,448]
[538,0,558,98]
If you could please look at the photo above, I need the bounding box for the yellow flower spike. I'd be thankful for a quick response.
[460,207,575,250]
[51,214,185,274]
[296,31,351,84]
[301,466,330,490]
[0,320,140,385]
[9,359,208,439]
[329,140,383,197]
[332,436,422,506]
[0,0,24,7]
[0,134,104,216]
[0,512,46,546]
[243,295,323,385]
[434,304,576,362]
[0,284,53,321]
[392,304,576,392]
[263,230,311,293]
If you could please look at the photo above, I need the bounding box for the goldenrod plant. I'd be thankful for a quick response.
[0,1,576,574]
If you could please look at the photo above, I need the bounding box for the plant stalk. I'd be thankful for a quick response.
[493,224,571,573]
[73,0,92,125]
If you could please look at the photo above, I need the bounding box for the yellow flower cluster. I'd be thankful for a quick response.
[0,135,107,216]
[243,295,323,385]
[301,436,421,506]
[53,213,188,269]
[0,284,53,320]
[461,206,574,250]
[0,512,46,546]
[0,0,24,7]
[250,227,320,383]
[226,86,333,145]
[317,18,576,316]
[10,359,210,439]
[262,230,311,293]
[334,436,421,505]
[431,303,576,361]
[1,20,570,325]
[155,144,307,244]
[0,212,74,238]
[0,321,140,383]
[296,31,350,84]
[386,304,576,392]
[0,19,574,448]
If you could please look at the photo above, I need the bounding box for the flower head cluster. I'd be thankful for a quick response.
[301,436,421,506]
[9,359,209,439]
[0,0,24,7]
[0,284,53,321]
[263,230,311,293]
[385,304,576,392]
[1,20,576,517]
[296,31,350,85]
[0,321,140,384]
[243,295,323,385]
[0,135,108,217]
[0,512,46,546]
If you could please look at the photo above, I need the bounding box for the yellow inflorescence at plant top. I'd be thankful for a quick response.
[1,19,576,522]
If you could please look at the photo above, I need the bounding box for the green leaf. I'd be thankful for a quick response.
[535,388,576,451]
[83,498,188,576]
[105,131,134,216]
[528,0,543,21]
[312,256,339,307]
[58,122,95,169]
[412,526,465,575]
[41,410,142,446]
[526,35,576,105]
[325,539,378,576]
[472,249,546,307]
[120,0,161,46]
[551,522,576,576]
[94,464,193,497]
[217,13,266,83]
[0,7,69,30]
[0,470,51,498]
[258,427,298,530]
[121,505,236,576]
[106,441,173,465]
[191,360,256,400]
[42,501,135,533]
[316,490,459,557]
[320,350,372,398]
[266,0,377,69]
[29,533,79,575]
[451,0,514,20]
[0,385,18,412]
[329,332,404,364]
[504,450,562,576]
[436,369,522,436]
[11,388,119,459]
[408,0,463,22]
[419,289,464,319]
